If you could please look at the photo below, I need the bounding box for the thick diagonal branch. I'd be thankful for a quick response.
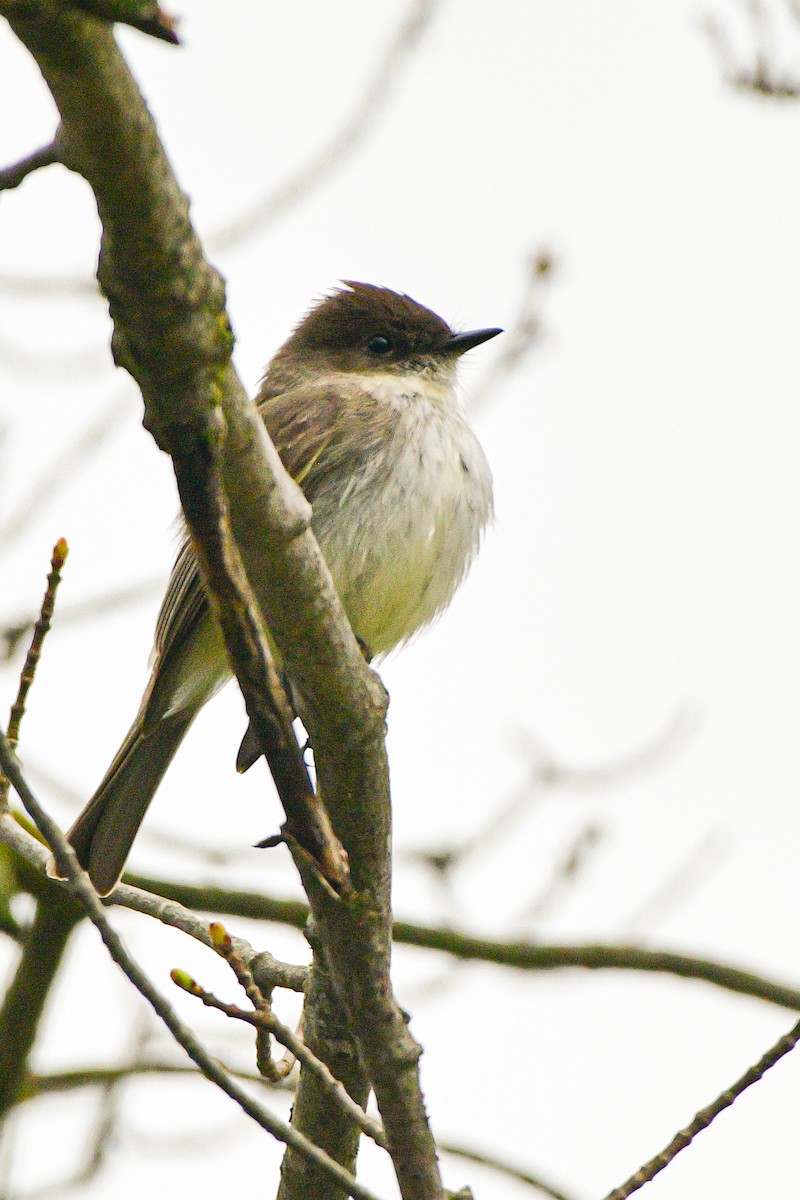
[3,6,443,1197]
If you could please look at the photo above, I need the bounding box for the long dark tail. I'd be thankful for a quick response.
[66,713,193,895]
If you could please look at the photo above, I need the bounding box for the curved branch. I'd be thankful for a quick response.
[0,138,61,190]
[125,874,800,1014]
[6,835,798,1020]
[114,880,309,994]
[438,1140,577,1200]
[21,1061,287,1103]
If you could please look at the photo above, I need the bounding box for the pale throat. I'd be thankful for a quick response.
[360,366,460,412]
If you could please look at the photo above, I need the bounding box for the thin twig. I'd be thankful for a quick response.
[6,540,67,750]
[0,139,61,191]
[67,0,180,43]
[620,830,730,935]
[0,839,309,994]
[469,250,554,411]
[0,746,385,1200]
[1,539,68,807]
[520,823,604,924]
[0,3,436,289]
[3,576,161,662]
[702,1,800,98]
[23,1061,286,1102]
[602,1014,800,1199]
[0,398,130,550]
[438,1140,579,1200]
[207,923,388,1146]
[113,881,309,993]
[404,711,695,879]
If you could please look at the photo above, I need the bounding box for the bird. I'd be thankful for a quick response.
[64,282,501,893]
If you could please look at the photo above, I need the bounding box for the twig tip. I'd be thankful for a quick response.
[209,921,231,951]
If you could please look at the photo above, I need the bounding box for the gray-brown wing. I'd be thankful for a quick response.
[257,380,340,491]
[142,534,213,730]
[143,381,343,724]
[153,534,207,665]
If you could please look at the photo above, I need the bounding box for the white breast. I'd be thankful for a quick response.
[314,378,493,656]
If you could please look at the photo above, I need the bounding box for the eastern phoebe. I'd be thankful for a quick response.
[65,282,500,893]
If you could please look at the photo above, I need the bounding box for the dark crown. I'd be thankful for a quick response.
[293,282,454,359]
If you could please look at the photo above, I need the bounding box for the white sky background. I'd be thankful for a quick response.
[2,1,800,1197]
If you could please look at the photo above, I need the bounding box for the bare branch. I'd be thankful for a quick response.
[405,711,695,879]
[112,878,309,994]
[603,1013,800,1199]
[620,830,730,934]
[65,0,179,43]
[438,1140,579,1200]
[1,538,68,807]
[702,0,800,98]
[2,576,161,662]
[18,812,800,1018]
[0,538,82,1134]
[23,1061,284,1102]
[0,743,386,1200]
[0,397,130,551]
[520,823,604,923]
[469,249,554,411]
[0,1,436,298]
[0,138,61,191]
[0,882,81,1121]
[121,873,800,1014]
[207,922,388,1146]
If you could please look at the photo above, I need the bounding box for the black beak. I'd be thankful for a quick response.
[443,327,503,356]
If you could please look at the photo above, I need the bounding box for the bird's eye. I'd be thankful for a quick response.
[367,335,393,355]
